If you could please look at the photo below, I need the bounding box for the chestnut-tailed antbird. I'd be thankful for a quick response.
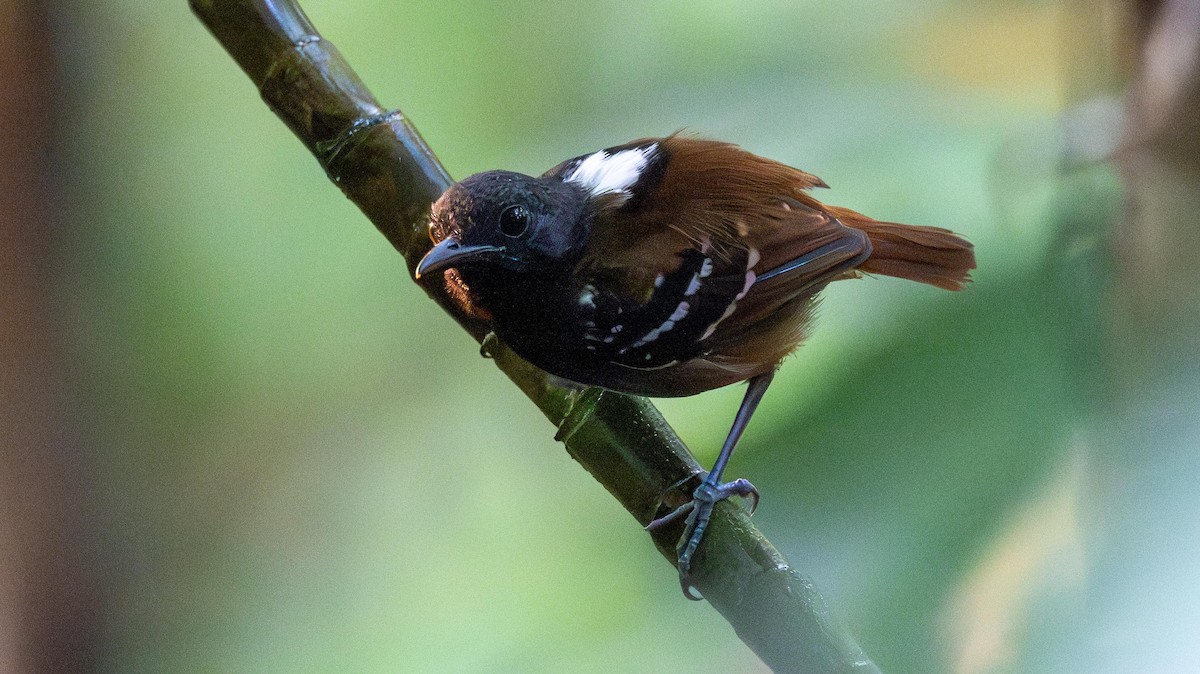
[415,135,975,599]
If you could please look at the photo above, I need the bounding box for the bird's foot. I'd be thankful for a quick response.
[646,476,759,600]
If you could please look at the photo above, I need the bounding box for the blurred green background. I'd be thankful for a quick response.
[6,0,1199,672]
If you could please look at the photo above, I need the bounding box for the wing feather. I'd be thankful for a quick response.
[555,136,875,395]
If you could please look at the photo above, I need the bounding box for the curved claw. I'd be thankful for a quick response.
[680,574,704,601]
[729,477,759,515]
[479,331,499,359]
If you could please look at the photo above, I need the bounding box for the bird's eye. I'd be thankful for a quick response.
[498,205,531,238]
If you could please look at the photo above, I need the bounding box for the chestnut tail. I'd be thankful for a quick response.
[829,206,976,291]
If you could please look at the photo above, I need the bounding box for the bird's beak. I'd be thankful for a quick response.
[414,238,504,279]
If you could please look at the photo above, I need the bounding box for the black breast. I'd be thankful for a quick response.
[465,251,750,394]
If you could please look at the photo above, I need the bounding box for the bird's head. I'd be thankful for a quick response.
[416,170,590,279]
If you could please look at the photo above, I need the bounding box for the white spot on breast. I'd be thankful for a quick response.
[685,273,701,296]
[564,144,657,199]
[654,273,664,288]
[578,287,597,308]
[699,258,714,278]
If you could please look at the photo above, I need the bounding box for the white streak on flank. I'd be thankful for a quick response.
[696,251,757,342]
[736,270,757,300]
[627,326,661,349]
[685,273,701,296]
[564,144,657,199]
[746,247,760,271]
[669,301,690,322]
[617,358,679,371]
[700,299,741,340]
[625,301,690,352]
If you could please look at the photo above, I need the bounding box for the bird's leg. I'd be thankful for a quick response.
[646,370,775,600]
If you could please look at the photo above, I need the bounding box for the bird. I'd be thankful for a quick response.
[415,135,975,599]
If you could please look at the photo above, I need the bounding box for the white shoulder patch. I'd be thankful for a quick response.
[564,144,657,200]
